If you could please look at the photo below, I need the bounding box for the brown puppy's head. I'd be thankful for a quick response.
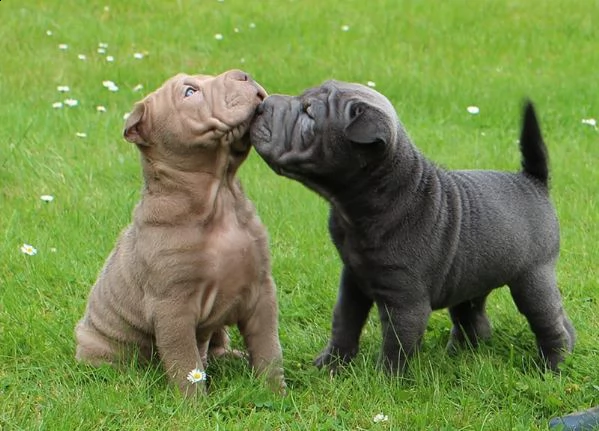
[123,69,267,174]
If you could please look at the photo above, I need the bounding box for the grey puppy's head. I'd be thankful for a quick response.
[250,80,401,198]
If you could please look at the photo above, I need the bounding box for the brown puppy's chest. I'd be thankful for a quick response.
[196,221,263,328]
[206,221,261,294]
[141,216,264,328]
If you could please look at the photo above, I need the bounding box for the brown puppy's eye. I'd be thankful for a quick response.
[184,87,196,98]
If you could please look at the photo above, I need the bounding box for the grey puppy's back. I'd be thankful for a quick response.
[428,102,558,307]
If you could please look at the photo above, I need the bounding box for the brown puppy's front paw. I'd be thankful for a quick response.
[208,346,247,361]
[252,361,286,396]
[267,371,287,396]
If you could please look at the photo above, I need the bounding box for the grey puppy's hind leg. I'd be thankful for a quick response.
[508,265,575,371]
[447,295,492,353]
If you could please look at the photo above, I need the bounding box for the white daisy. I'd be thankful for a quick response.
[373,413,389,423]
[46,30,53,36]
[341,25,350,32]
[58,43,68,50]
[102,80,119,92]
[249,22,256,29]
[78,54,87,60]
[133,84,144,92]
[96,105,107,113]
[64,99,79,107]
[214,33,224,40]
[40,195,54,202]
[98,42,109,49]
[20,244,38,256]
[133,52,144,59]
[106,55,115,62]
[97,47,106,54]
[367,81,376,88]
[582,118,597,127]
[234,27,240,33]
[76,132,87,138]
[52,102,64,109]
[57,85,70,93]
[467,106,480,115]
[186,368,207,383]
[123,112,131,120]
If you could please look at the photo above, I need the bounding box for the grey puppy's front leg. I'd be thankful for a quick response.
[376,299,432,374]
[314,266,373,371]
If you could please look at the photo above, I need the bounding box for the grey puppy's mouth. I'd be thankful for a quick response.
[249,104,273,150]
[250,98,315,180]
[250,102,272,145]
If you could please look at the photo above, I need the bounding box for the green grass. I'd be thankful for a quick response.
[1,0,598,429]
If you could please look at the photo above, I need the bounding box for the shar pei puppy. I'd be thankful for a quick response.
[75,70,285,397]
[250,80,574,374]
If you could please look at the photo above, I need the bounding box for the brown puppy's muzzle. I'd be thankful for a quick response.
[224,69,268,102]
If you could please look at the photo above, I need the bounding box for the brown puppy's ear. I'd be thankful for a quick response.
[344,102,391,145]
[123,102,149,146]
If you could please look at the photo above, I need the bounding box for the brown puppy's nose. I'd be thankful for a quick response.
[228,70,249,82]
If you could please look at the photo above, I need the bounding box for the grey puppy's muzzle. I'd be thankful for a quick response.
[250,95,303,168]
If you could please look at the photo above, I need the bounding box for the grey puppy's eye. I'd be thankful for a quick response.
[184,87,196,98]
[349,103,363,119]
[304,103,315,119]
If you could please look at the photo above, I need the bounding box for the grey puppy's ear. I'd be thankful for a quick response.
[123,102,149,146]
[344,102,391,145]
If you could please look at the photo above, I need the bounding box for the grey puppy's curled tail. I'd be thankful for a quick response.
[519,101,549,187]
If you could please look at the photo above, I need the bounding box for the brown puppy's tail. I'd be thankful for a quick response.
[519,100,549,187]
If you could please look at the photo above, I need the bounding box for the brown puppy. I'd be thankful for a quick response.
[75,69,285,397]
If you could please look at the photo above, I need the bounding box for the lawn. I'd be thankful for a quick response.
[1,0,598,429]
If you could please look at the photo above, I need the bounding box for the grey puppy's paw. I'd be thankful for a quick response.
[314,344,358,372]
[539,315,576,372]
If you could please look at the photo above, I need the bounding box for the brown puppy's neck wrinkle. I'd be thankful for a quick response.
[138,147,240,226]
[202,144,236,223]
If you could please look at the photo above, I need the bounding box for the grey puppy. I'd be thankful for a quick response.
[250,80,575,374]
[75,70,285,398]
